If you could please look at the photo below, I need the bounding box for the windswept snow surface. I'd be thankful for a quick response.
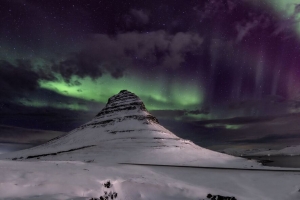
[0,90,299,200]
[0,160,300,200]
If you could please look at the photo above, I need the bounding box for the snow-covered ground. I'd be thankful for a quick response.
[0,90,299,200]
[0,159,300,200]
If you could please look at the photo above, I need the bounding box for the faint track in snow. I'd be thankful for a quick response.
[119,163,300,172]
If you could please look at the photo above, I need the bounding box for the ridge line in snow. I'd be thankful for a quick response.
[119,163,300,172]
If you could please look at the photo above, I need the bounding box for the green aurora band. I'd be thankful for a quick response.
[265,0,300,34]
[38,74,205,111]
[19,99,89,111]
[204,123,243,130]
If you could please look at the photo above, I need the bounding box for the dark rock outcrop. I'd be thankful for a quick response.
[96,90,148,117]
[207,193,237,200]
[78,90,159,130]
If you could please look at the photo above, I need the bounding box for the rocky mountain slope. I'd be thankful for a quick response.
[0,90,256,167]
[1,91,300,200]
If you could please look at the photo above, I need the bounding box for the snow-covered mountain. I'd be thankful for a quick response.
[0,90,252,167]
[1,90,300,200]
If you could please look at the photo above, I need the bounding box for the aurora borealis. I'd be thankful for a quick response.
[2,0,300,151]
[38,73,204,111]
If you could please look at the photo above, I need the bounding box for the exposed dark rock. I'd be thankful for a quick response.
[26,145,95,159]
[207,193,237,200]
[104,181,112,188]
[76,90,159,131]
[96,90,157,120]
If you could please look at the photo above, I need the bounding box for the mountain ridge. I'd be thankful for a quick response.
[0,90,258,168]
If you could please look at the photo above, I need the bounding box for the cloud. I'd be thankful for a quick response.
[197,0,237,20]
[0,59,39,100]
[192,116,276,127]
[236,21,259,42]
[3,21,204,85]
[186,107,210,115]
[73,80,81,86]
[234,11,273,42]
[86,31,202,68]
[272,4,300,36]
[0,125,66,144]
[150,110,186,119]
[150,107,210,121]
[231,133,300,144]
[223,97,294,117]
[124,9,150,27]
[188,113,300,147]
[0,98,102,132]
[129,9,149,24]
[53,53,104,81]
[49,31,202,81]
[273,18,299,36]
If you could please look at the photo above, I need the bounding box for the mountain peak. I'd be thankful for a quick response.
[81,90,158,130]
[105,90,144,109]
[0,90,254,171]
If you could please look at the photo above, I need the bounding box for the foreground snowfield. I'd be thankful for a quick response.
[1,90,300,200]
[0,159,300,200]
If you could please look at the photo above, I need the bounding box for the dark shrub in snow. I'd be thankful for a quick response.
[207,193,237,200]
[104,181,112,188]
[90,181,118,200]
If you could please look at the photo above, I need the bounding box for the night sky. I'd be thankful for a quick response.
[1,0,300,152]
